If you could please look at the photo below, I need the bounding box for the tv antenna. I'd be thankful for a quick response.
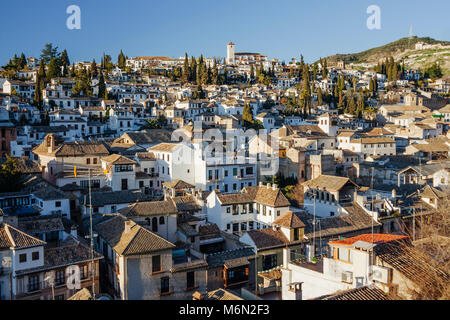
[408,24,414,49]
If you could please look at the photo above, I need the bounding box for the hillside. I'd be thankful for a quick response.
[324,36,450,76]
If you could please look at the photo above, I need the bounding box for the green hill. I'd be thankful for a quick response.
[324,36,450,65]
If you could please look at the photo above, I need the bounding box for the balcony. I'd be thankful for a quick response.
[236,174,256,180]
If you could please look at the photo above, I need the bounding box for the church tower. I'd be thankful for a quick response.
[227,42,235,65]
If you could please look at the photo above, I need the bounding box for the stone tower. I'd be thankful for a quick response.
[227,42,235,65]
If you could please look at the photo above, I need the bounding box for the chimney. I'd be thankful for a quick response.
[267,183,271,189]
[273,184,278,190]
[192,291,205,300]
[70,226,78,238]
[259,181,263,187]
[287,282,303,300]
[124,220,133,233]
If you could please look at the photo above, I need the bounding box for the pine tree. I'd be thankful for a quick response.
[47,58,61,79]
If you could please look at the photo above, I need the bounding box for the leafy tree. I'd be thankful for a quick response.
[40,43,60,65]
[141,118,162,130]
[426,62,443,79]
[102,54,114,72]
[0,156,23,193]
[72,65,93,96]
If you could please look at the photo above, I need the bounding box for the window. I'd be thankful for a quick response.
[226,207,231,214]
[241,222,247,231]
[232,204,238,215]
[28,275,39,292]
[32,251,39,261]
[152,217,158,232]
[93,158,98,165]
[249,204,254,213]
[294,228,299,241]
[226,224,231,230]
[233,168,238,176]
[55,270,65,285]
[233,183,237,190]
[338,248,349,262]
[55,201,61,208]
[55,294,64,300]
[186,271,195,289]
[224,170,228,177]
[249,221,254,230]
[262,254,277,271]
[277,210,281,217]
[159,216,165,225]
[232,223,239,232]
[152,255,161,273]
[86,158,91,165]
[19,253,27,263]
[81,265,88,279]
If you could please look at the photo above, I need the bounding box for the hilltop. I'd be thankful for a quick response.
[323,36,450,76]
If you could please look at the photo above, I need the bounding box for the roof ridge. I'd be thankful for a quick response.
[4,224,15,247]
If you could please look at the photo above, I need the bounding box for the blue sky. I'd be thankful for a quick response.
[1,0,449,65]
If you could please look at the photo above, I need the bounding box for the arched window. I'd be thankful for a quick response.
[152,217,158,232]
[159,216,165,225]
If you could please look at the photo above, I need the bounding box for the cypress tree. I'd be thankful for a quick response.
[98,71,106,99]
[182,53,190,83]
[118,50,126,69]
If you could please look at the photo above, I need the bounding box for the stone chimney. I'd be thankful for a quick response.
[192,291,205,300]
[259,181,263,187]
[70,226,78,238]
[287,282,303,300]
[124,220,133,233]
[266,183,271,189]
[273,184,278,190]
[46,134,55,154]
